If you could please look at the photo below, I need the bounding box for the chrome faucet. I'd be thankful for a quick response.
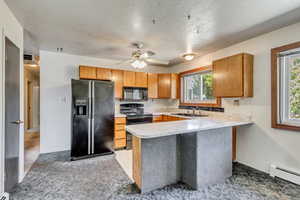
[192,107,196,116]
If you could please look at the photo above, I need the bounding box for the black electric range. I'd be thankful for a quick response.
[120,103,153,149]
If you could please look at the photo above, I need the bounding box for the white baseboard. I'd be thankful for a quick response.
[0,192,9,200]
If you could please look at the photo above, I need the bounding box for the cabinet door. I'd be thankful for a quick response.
[135,72,148,88]
[148,73,158,98]
[96,67,111,80]
[171,73,179,99]
[227,54,243,96]
[213,55,243,97]
[158,74,171,98]
[124,71,136,87]
[79,66,96,79]
[153,115,163,122]
[111,70,123,98]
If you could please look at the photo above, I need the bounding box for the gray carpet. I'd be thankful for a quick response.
[11,151,300,200]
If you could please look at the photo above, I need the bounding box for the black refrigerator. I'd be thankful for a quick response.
[71,79,114,160]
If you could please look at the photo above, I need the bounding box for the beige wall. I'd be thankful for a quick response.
[0,0,24,193]
[170,22,300,174]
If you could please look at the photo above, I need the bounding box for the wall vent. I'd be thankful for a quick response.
[0,192,9,200]
[270,164,300,185]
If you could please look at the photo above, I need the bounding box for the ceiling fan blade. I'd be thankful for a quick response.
[145,58,169,66]
[146,51,155,56]
[140,50,155,59]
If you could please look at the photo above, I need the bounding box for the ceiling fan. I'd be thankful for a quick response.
[119,42,169,68]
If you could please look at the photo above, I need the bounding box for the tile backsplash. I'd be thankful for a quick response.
[115,99,179,113]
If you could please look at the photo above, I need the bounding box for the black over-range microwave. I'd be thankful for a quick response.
[123,87,148,101]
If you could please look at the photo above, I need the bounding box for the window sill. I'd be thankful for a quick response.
[272,123,300,131]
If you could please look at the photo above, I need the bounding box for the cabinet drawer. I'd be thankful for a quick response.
[115,124,125,131]
[153,115,163,122]
[115,117,126,124]
[114,139,126,149]
[115,130,126,139]
[162,115,169,121]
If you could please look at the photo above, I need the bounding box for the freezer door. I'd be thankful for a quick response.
[92,80,114,154]
[71,79,91,158]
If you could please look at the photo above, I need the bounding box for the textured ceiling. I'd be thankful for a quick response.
[5,0,300,66]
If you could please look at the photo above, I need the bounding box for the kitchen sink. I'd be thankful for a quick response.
[173,113,208,117]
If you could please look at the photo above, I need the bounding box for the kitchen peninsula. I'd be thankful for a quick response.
[126,117,252,193]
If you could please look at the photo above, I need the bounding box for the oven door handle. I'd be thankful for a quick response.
[127,116,152,120]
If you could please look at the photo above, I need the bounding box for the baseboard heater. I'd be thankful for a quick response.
[270,164,300,185]
[0,193,9,200]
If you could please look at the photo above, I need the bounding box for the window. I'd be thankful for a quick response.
[179,66,221,107]
[182,71,214,103]
[272,42,300,131]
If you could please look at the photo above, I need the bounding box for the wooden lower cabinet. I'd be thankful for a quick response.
[114,117,126,149]
[232,127,237,161]
[132,136,142,188]
[153,115,187,122]
[114,139,126,149]
[161,115,185,122]
[153,115,163,122]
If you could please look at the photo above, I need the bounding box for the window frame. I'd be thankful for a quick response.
[271,41,300,131]
[179,66,221,107]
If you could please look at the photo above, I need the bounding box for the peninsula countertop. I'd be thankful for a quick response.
[126,117,252,139]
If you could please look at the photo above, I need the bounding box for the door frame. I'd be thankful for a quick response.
[0,28,25,194]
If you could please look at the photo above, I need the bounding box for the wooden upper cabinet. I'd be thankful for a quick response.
[148,73,158,98]
[135,72,148,88]
[213,53,253,97]
[158,74,171,98]
[171,73,179,99]
[79,66,96,79]
[158,73,178,99]
[111,69,124,99]
[123,71,136,87]
[96,67,111,80]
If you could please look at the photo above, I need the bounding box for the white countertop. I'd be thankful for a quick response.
[126,117,252,139]
[115,113,126,118]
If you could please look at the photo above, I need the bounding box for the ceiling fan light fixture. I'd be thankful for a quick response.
[131,59,147,69]
[183,53,196,61]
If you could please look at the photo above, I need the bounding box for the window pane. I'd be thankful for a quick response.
[182,71,215,103]
[289,56,300,119]
[202,73,214,100]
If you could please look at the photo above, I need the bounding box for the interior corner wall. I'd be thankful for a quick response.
[0,0,24,194]
[39,51,170,154]
[170,22,300,174]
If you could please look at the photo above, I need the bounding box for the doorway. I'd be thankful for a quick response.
[24,61,40,174]
[4,37,21,192]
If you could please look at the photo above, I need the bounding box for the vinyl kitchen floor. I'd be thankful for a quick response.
[11,151,300,200]
[24,131,40,174]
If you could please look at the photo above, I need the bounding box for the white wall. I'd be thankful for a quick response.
[40,51,172,153]
[0,0,24,194]
[171,22,300,174]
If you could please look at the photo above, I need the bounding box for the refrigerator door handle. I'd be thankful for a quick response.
[92,81,95,154]
[88,81,92,155]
